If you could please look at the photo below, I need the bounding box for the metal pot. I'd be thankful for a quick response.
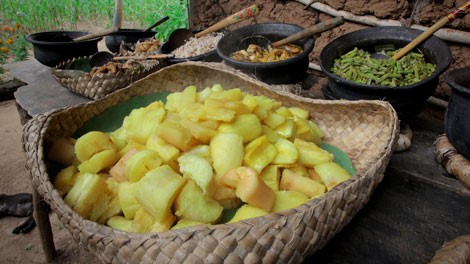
[444,67,470,159]
[217,23,315,85]
[25,31,102,67]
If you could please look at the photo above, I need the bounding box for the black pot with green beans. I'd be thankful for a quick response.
[320,26,452,121]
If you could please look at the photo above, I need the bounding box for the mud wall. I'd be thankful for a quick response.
[189,0,470,99]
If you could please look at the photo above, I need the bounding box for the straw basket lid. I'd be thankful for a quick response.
[23,62,399,263]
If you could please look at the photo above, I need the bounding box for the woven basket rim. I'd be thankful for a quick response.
[24,61,400,263]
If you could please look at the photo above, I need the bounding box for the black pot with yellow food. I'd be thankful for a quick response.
[320,26,452,122]
[217,23,315,85]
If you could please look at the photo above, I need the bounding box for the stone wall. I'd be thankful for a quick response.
[189,0,470,98]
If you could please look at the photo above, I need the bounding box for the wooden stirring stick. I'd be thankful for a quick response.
[392,1,470,60]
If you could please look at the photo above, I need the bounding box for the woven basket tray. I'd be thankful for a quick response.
[23,62,399,263]
[51,55,165,100]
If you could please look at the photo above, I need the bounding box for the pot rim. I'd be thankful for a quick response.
[445,67,470,96]
[217,22,315,69]
[26,30,102,45]
[319,26,452,91]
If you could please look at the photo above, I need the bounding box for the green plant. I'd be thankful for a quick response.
[0,23,28,64]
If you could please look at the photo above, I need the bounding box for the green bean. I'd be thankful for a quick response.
[331,47,436,87]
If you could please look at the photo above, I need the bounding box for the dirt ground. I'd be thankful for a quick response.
[0,100,99,263]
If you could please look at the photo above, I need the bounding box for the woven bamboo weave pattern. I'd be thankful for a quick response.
[51,55,164,100]
[23,62,399,263]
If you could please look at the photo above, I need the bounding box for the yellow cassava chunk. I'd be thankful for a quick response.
[107,216,133,232]
[124,149,162,182]
[221,167,275,212]
[272,138,298,165]
[77,148,119,174]
[263,112,286,129]
[280,169,326,198]
[178,153,217,197]
[210,133,244,181]
[217,114,262,143]
[314,162,352,190]
[121,105,166,144]
[165,85,197,112]
[74,131,117,163]
[243,135,277,173]
[96,178,122,224]
[64,172,108,219]
[109,148,139,183]
[53,165,79,195]
[294,138,333,167]
[156,113,197,151]
[274,118,296,138]
[146,135,180,163]
[119,181,139,219]
[171,219,207,230]
[135,165,186,222]
[260,165,280,192]
[174,180,223,223]
[180,118,217,143]
[271,190,309,212]
[228,204,269,223]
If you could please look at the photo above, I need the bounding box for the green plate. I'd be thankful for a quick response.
[74,91,356,176]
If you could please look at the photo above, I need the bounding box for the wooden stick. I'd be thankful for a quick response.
[194,4,260,38]
[392,1,470,60]
[113,54,175,60]
[73,0,122,41]
[73,27,119,41]
[272,16,344,47]
[33,188,57,262]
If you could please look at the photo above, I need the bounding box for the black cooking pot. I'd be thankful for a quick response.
[26,31,102,67]
[320,26,452,122]
[444,67,470,159]
[217,23,315,85]
[105,29,157,53]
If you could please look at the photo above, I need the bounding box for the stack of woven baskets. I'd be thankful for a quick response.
[23,62,399,263]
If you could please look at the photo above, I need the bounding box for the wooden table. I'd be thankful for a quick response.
[6,59,470,263]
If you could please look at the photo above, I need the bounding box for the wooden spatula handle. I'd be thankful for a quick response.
[272,16,344,47]
[194,4,259,38]
[392,1,470,60]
